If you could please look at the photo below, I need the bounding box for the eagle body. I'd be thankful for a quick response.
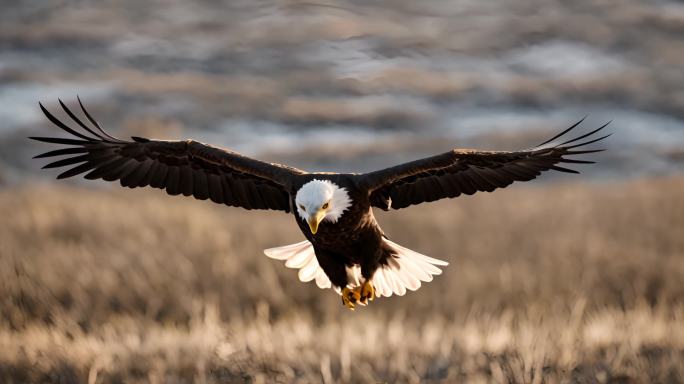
[290,175,388,289]
[32,98,610,309]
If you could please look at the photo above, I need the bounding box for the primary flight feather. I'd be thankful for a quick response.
[32,98,610,309]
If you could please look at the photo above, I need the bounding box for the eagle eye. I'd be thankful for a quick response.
[299,204,305,211]
[322,202,329,209]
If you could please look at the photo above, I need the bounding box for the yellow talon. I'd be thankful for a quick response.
[360,280,375,305]
[341,287,360,310]
[342,282,374,309]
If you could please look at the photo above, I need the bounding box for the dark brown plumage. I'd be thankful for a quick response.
[33,98,304,212]
[32,98,610,309]
[365,119,610,210]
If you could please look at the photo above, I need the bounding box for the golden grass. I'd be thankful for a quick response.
[1,177,683,383]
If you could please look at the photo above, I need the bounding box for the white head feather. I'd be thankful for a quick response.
[295,179,351,223]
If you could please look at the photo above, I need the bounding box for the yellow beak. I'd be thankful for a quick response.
[307,209,327,234]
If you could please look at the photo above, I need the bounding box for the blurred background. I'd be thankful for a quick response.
[1,1,683,383]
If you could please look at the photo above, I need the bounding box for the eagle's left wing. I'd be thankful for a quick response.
[362,119,611,210]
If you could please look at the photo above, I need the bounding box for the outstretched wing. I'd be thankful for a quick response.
[31,98,306,212]
[363,119,611,210]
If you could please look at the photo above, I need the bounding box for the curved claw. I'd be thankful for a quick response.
[360,280,375,305]
[342,287,360,310]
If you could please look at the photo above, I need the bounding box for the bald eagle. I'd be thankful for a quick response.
[32,98,609,309]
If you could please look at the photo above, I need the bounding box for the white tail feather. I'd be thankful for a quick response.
[263,238,448,297]
[373,239,448,298]
[264,240,332,289]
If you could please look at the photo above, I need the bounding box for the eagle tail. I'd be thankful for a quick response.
[264,239,448,298]
[371,239,449,298]
[263,240,333,289]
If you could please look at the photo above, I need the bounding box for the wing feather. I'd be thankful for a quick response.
[34,147,90,159]
[193,171,210,200]
[148,162,168,189]
[58,161,98,179]
[124,158,155,188]
[207,173,224,204]
[165,166,181,196]
[179,165,194,197]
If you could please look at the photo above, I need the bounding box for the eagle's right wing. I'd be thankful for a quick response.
[32,98,307,212]
[361,119,611,210]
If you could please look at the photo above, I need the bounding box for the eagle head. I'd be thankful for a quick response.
[295,179,351,234]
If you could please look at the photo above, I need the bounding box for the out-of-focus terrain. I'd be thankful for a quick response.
[1,178,683,383]
[1,0,684,181]
[2,0,684,383]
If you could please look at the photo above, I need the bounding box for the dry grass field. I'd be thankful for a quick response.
[1,176,683,383]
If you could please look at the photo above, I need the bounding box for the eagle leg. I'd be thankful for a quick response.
[341,287,360,310]
[359,280,375,305]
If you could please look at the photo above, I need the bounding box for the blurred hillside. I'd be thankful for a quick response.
[1,0,684,182]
